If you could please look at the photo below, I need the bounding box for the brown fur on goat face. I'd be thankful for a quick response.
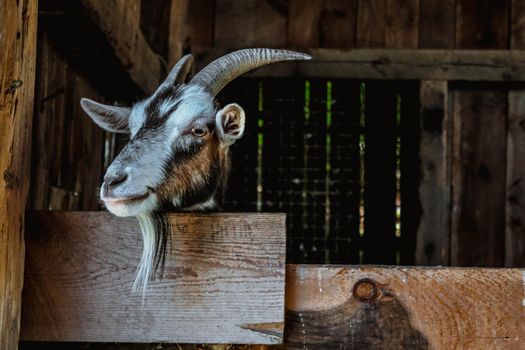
[79,49,311,294]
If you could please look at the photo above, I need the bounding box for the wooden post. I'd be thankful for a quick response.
[168,0,189,68]
[0,0,38,349]
[417,81,451,265]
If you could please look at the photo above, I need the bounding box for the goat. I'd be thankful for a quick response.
[80,48,311,295]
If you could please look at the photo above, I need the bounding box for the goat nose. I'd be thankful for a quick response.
[104,172,128,187]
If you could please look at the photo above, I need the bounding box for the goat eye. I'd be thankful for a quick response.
[191,126,208,137]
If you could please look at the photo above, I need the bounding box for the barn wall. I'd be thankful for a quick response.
[185,0,524,269]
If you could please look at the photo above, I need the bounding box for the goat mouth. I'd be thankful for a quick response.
[103,192,151,205]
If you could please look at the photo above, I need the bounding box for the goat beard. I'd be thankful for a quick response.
[133,211,169,298]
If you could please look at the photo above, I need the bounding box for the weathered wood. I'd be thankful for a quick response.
[356,0,386,48]
[0,0,38,348]
[417,81,451,266]
[193,48,525,81]
[450,87,507,266]
[385,0,419,48]
[214,0,286,48]
[419,0,456,48]
[29,33,105,211]
[287,0,357,49]
[507,91,525,267]
[21,212,286,344]
[506,0,525,267]
[284,265,524,349]
[456,0,510,49]
[168,0,189,67]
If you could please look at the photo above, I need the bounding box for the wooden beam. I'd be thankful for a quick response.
[39,0,163,99]
[194,48,525,81]
[0,0,38,349]
[20,212,286,344]
[417,81,451,265]
[79,0,163,94]
[285,265,524,349]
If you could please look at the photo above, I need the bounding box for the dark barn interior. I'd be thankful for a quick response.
[1,0,524,349]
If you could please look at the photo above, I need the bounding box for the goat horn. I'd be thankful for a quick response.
[160,54,194,89]
[191,48,311,96]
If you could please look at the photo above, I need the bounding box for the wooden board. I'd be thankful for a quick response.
[450,87,507,266]
[385,0,419,48]
[419,0,456,48]
[417,81,451,265]
[20,212,286,344]
[285,265,524,349]
[0,0,38,348]
[214,0,286,49]
[193,48,525,81]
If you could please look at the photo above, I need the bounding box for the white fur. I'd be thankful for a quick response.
[133,213,157,301]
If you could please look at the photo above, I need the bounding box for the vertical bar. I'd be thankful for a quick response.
[0,0,38,348]
[417,81,451,266]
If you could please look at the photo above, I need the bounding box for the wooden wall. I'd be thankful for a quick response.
[187,0,525,269]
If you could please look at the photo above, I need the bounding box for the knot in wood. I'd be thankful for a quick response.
[352,278,379,303]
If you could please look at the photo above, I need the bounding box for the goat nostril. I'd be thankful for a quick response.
[105,173,128,187]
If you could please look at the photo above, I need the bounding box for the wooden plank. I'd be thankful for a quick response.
[385,0,419,48]
[0,0,38,348]
[320,0,358,48]
[417,81,451,266]
[506,0,525,267]
[214,0,286,48]
[287,0,324,48]
[456,0,510,49]
[192,48,525,81]
[511,0,525,50]
[356,0,386,48]
[451,87,507,266]
[20,212,286,344]
[419,0,456,48]
[507,91,525,267]
[285,265,524,349]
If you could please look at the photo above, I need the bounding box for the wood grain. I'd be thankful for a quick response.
[385,0,419,48]
[214,0,286,49]
[417,81,451,266]
[0,0,38,348]
[284,265,524,349]
[193,48,525,81]
[507,90,525,267]
[21,212,286,344]
[29,33,105,211]
[506,0,525,267]
[419,0,456,48]
[356,0,386,48]
[450,87,507,266]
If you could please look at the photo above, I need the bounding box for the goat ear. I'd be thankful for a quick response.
[215,103,245,146]
[80,98,131,134]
